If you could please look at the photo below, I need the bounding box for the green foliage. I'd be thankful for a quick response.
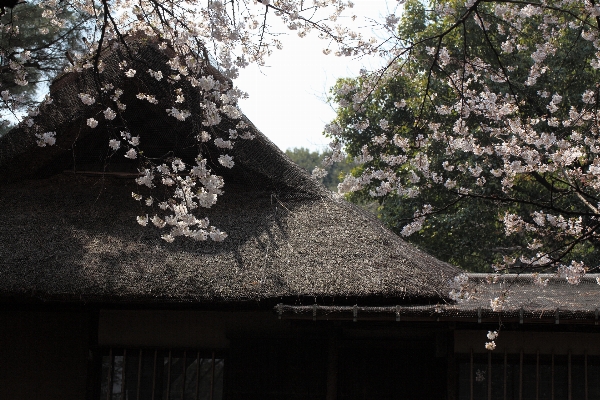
[0,122,11,137]
[0,1,89,107]
[285,147,353,192]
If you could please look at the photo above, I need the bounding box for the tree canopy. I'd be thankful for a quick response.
[332,1,599,272]
[0,1,89,117]
[285,147,352,192]
[326,0,600,279]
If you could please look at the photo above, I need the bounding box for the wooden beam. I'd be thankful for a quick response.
[326,333,339,400]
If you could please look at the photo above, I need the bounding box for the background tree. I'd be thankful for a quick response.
[329,0,600,275]
[285,147,351,192]
[0,0,89,134]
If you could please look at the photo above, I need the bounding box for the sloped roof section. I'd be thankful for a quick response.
[449,273,600,317]
[0,39,322,199]
[0,39,460,306]
[278,274,600,323]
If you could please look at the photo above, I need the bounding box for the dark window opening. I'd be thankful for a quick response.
[100,349,223,400]
[458,351,599,400]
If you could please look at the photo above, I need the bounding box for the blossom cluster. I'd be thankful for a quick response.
[485,331,498,351]
[118,60,250,242]
[1,0,373,242]
[132,156,228,242]
[448,273,471,302]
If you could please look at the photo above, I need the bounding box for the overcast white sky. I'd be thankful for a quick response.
[236,0,396,152]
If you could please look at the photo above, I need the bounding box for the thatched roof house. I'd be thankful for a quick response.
[0,39,468,400]
[0,39,459,307]
[3,39,600,400]
[5,40,600,400]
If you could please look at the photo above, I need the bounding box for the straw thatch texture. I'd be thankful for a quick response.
[447,273,600,319]
[0,39,460,305]
[0,173,459,304]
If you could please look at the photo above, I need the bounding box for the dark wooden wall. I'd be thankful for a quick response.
[224,323,449,400]
[226,335,328,400]
[0,309,450,399]
[337,338,447,400]
[0,310,92,400]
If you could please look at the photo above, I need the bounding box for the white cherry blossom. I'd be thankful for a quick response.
[86,118,98,128]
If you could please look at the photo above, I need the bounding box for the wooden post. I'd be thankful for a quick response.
[121,349,127,400]
[551,352,555,400]
[568,351,572,400]
[504,351,507,400]
[85,309,101,400]
[470,349,474,400]
[585,352,588,400]
[519,350,523,400]
[137,350,143,400]
[536,351,540,400]
[488,351,492,400]
[447,330,457,400]
[326,333,339,400]
[107,349,113,400]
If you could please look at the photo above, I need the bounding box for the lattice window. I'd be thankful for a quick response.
[459,351,600,400]
[100,348,224,400]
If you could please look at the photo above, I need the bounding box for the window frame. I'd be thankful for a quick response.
[457,349,595,400]
[99,347,225,400]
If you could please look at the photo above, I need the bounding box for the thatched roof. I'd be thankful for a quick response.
[278,274,600,323]
[0,39,460,306]
[452,273,600,313]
